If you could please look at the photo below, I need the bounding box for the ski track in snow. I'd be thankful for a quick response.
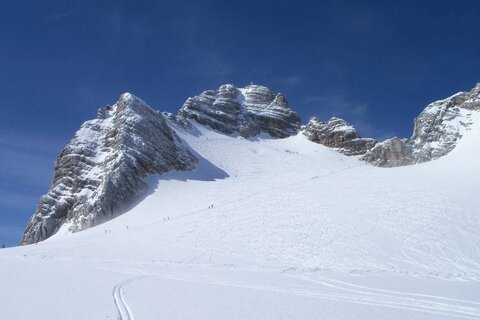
[113,276,145,320]
[111,269,480,320]
[286,274,480,319]
[3,116,480,320]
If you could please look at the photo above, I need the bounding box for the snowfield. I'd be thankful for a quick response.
[1,112,480,319]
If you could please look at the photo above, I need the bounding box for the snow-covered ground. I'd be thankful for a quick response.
[1,113,480,319]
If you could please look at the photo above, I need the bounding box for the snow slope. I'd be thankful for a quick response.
[1,112,480,320]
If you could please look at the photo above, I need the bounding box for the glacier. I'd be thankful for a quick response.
[1,84,480,319]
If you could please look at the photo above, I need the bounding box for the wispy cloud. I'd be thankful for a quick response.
[0,131,64,154]
[46,8,78,20]
[0,131,61,188]
[273,75,305,88]
[0,226,25,246]
[101,2,234,78]
[46,1,83,21]
[0,191,40,212]
[302,93,394,139]
[304,93,369,118]
[349,119,396,140]
[0,132,60,245]
[191,50,234,77]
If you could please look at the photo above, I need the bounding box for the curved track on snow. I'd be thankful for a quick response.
[113,276,145,320]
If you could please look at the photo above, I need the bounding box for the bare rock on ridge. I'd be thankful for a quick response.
[305,83,480,167]
[178,84,301,138]
[21,93,197,245]
[302,117,376,156]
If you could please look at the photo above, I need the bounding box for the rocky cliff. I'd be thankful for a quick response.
[21,93,197,245]
[178,84,301,138]
[304,83,480,167]
[21,83,480,244]
[302,117,376,156]
[361,137,413,167]
[408,83,480,163]
[22,84,303,244]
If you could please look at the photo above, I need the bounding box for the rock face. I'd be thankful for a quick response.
[304,83,480,167]
[408,84,480,163]
[361,137,413,167]
[21,84,302,244]
[21,83,480,244]
[361,83,480,166]
[178,84,301,138]
[303,117,376,156]
[21,93,197,245]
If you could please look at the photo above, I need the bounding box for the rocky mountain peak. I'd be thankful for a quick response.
[303,116,376,156]
[21,93,197,245]
[405,84,479,163]
[178,84,301,138]
[243,84,274,103]
[304,83,480,167]
[22,85,303,244]
[20,83,480,244]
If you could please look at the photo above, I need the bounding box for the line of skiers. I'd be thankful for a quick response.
[101,204,217,235]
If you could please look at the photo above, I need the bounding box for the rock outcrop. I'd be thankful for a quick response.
[21,93,197,245]
[22,84,302,244]
[303,117,376,156]
[178,84,301,138]
[361,137,413,167]
[304,83,480,167]
[21,83,480,244]
[408,84,480,163]
[361,83,480,166]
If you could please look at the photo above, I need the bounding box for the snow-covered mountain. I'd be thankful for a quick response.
[178,83,301,138]
[22,83,480,244]
[302,117,376,156]
[305,83,480,166]
[3,83,480,320]
[21,93,197,244]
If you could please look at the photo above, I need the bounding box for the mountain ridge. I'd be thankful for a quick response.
[21,93,197,244]
[20,83,480,244]
[305,83,480,166]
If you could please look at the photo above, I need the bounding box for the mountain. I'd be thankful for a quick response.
[21,83,480,244]
[2,83,480,319]
[302,117,376,156]
[21,84,303,244]
[21,93,197,245]
[2,93,479,319]
[178,84,301,138]
[305,83,480,167]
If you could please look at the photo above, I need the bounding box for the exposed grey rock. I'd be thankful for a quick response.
[409,83,480,163]
[21,83,480,244]
[362,83,480,166]
[161,111,193,129]
[178,84,301,138]
[305,84,480,167]
[302,117,376,156]
[21,93,197,245]
[361,137,413,167]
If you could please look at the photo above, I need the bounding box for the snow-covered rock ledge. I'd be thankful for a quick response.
[21,93,197,245]
[303,83,480,167]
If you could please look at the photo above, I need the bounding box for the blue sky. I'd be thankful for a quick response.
[1,0,479,246]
